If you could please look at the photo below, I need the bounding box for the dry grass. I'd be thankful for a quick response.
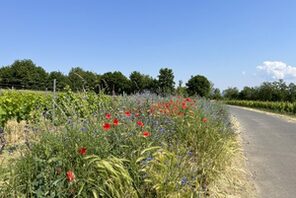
[4,120,27,144]
[209,115,257,198]
[0,120,30,168]
[0,116,257,197]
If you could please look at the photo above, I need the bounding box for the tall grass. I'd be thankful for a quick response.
[0,92,238,197]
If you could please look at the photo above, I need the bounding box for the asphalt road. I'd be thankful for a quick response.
[228,106,296,198]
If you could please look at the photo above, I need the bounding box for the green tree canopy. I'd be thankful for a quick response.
[239,86,257,100]
[1,59,48,90]
[210,88,222,100]
[186,75,211,97]
[129,71,154,94]
[0,66,13,88]
[48,71,70,91]
[157,68,175,95]
[222,87,239,100]
[288,83,296,102]
[68,67,87,91]
[100,71,131,95]
[68,67,99,91]
[176,80,187,96]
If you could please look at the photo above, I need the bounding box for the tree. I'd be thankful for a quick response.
[8,59,48,90]
[257,82,274,101]
[209,81,222,100]
[129,71,153,93]
[68,67,86,91]
[239,86,257,100]
[157,68,175,95]
[0,66,13,88]
[271,80,288,101]
[234,80,296,102]
[100,71,131,95]
[83,71,99,91]
[210,88,222,100]
[146,78,159,94]
[68,67,99,91]
[47,71,70,91]
[288,83,296,102]
[176,80,187,96]
[186,75,210,97]
[223,87,239,100]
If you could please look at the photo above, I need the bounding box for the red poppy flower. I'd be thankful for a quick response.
[103,123,111,131]
[135,113,140,117]
[185,98,192,102]
[66,170,75,182]
[113,118,119,126]
[105,113,111,119]
[125,111,131,117]
[78,147,87,155]
[143,131,151,137]
[202,117,208,123]
[182,102,187,110]
[137,121,144,127]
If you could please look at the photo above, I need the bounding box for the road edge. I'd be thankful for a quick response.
[211,114,258,197]
[227,105,296,123]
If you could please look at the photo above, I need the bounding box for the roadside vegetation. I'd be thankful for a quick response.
[0,89,240,197]
[0,58,260,197]
[223,79,296,114]
[225,100,296,115]
[223,79,296,102]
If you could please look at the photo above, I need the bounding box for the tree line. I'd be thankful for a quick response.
[223,79,296,102]
[0,59,216,97]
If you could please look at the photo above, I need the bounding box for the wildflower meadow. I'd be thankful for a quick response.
[0,90,238,197]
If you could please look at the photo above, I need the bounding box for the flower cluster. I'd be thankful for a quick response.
[149,98,196,116]
[64,97,208,184]
[102,112,151,137]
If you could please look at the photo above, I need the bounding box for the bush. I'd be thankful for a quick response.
[0,90,50,127]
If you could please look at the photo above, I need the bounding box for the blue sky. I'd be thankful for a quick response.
[1,0,296,90]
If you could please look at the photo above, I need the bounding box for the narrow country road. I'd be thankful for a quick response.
[228,106,296,198]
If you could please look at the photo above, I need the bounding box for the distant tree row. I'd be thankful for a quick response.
[0,59,216,97]
[223,80,296,102]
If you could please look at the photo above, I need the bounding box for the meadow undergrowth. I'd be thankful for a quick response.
[0,91,238,197]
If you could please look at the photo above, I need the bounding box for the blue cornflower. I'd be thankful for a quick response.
[141,157,153,165]
[181,177,188,186]
[146,157,153,162]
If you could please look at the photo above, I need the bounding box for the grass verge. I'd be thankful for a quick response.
[209,115,257,197]
[0,93,252,197]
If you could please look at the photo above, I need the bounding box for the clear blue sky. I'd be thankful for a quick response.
[1,0,296,90]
